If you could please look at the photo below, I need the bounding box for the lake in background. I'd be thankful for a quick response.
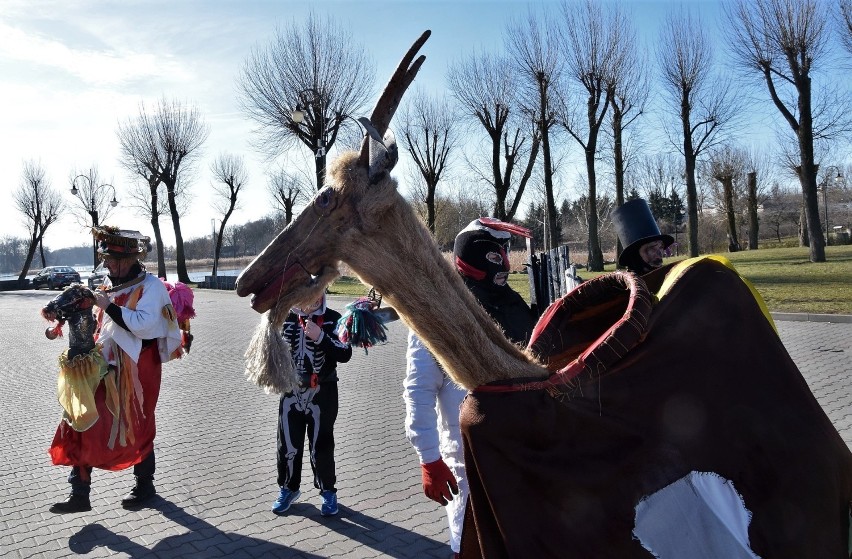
[1,266,240,284]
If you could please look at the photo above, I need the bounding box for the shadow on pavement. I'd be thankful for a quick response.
[67,497,324,558]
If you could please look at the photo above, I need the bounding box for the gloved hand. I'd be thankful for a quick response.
[420,458,459,506]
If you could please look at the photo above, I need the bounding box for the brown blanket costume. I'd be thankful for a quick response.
[459,257,852,558]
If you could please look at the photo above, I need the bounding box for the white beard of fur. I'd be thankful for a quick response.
[243,302,298,394]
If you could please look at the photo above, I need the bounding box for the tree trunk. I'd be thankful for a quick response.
[151,215,167,279]
[165,185,190,283]
[747,171,759,250]
[586,147,604,271]
[612,111,625,261]
[682,114,700,257]
[721,175,740,252]
[315,153,326,189]
[17,233,39,282]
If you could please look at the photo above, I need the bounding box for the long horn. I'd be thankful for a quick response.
[359,30,430,164]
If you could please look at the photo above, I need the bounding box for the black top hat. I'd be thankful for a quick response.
[612,199,673,268]
[92,226,150,259]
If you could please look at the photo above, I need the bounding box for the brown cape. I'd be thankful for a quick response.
[459,257,852,558]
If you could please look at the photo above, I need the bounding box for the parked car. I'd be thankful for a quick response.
[87,267,109,289]
[31,266,81,290]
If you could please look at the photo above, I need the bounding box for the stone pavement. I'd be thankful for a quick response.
[1,289,850,559]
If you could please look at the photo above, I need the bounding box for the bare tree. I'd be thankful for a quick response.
[555,0,633,270]
[117,97,208,282]
[447,50,540,222]
[67,166,119,267]
[210,154,248,279]
[506,9,562,251]
[606,19,649,259]
[709,147,749,251]
[659,8,739,258]
[725,0,852,262]
[238,11,375,189]
[267,165,309,225]
[397,90,459,233]
[14,160,62,281]
[839,0,852,56]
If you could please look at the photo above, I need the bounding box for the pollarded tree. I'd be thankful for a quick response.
[725,0,852,262]
[14,160,62,281]
[659,8,739,258]
[447,50,540,222]
[210,154,248,279]
[117,97,208,283]
[506,9,563,251]
[267,165,310,225]
[238,11,375,190]
[398,90,459,234]
[557,0,634,271]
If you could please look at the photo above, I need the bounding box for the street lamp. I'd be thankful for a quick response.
[70,174,119,267]
[291,88,327,159]
[818,166,843,246]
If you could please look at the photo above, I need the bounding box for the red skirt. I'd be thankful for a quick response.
[49,344,162,471]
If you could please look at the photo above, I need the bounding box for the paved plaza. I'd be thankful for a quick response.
[1,288,850,558]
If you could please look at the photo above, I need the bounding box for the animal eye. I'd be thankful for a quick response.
[313,187,337,216]
[316,188,333,209]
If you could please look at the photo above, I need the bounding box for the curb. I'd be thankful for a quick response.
[771,312,852,324]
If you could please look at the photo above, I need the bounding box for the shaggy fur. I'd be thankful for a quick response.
[243,301,298,395]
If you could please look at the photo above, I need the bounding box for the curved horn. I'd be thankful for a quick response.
[359,30,431,165]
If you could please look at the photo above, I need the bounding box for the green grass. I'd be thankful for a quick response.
[329,245,852,315]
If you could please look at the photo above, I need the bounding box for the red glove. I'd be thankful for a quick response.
[421,458,459,506]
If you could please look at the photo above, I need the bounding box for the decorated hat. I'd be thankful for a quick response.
[92,226,151,259]
[612,199,673,268]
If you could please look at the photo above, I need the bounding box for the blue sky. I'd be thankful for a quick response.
[1,0,733,251]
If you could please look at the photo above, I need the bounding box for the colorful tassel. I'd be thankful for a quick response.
[335,296,389,353]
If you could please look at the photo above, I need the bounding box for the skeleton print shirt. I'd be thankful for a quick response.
[281,306,352,388]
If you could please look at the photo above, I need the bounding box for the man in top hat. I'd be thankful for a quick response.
[49,226,183,513]
[403,217,535,557]
[612,199,674,275]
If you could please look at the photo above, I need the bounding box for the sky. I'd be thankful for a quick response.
[0,0,730,252]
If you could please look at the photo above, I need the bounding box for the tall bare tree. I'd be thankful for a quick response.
[238,11,375,189]
[659,8,739,258]
[210,154,248,279]
[556,0,632,270]
[267,165,309,226]
[68,166,119,267]
[506,9,562,251]
[398,90,459,233]
[606,20,649,259]
[117,97,208,282]
[725,0,852,262]
[839,0,852,56]
[14,160,62,281]
[447,50,540,222]
[709,147,748,252]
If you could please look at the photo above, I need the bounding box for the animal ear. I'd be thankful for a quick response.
[367,129,398,185]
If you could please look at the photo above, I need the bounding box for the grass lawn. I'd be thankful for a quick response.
[328,244,852,315]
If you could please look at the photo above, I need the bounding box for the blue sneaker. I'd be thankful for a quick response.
[272,487,300,515]
[320,490,338,516]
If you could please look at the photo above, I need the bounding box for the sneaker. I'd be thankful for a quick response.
[320,490,338,516]
[272,487,300,515]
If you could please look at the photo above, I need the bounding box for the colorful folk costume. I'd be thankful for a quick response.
[458,256,852,558]
[44,227,192,513]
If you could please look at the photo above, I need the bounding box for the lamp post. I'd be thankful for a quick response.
[290,88,327,159]
[70,174,118,267]
[818,166,843,246]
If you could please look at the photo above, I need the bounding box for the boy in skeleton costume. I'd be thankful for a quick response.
[49,227,183,513]
[404,218,534,556]
[273,294,352,516]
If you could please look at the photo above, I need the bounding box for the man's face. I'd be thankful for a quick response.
[102,255,133,278]
[639,240,666,269]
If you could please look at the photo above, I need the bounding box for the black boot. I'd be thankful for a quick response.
[121,476,156,508]
[50,493,91,514]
